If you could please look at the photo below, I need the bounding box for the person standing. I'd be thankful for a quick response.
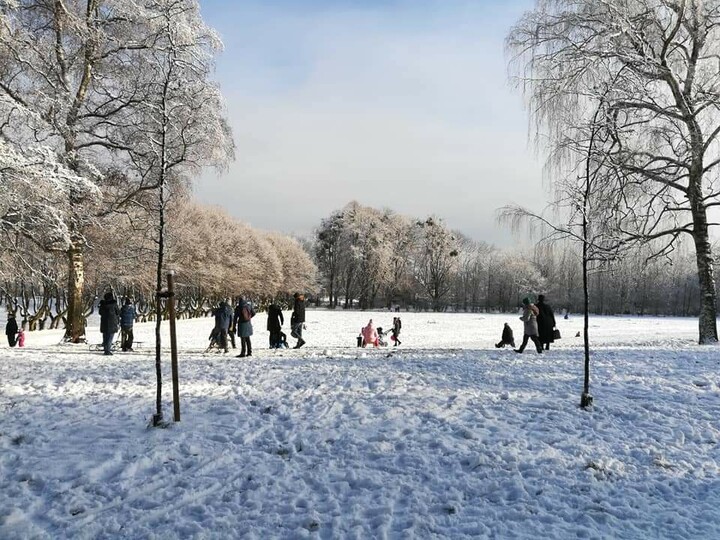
[391,316,402,346]
[267,303,284,348]
[99,292,120,356]
[5,313,18,347]
[515,297,542,354]
[120,298,136,352]
[536,294,557,351]
[212,299,233,353]
[234,296,255,357]
[291,292,306,349]
[17,322,25,347]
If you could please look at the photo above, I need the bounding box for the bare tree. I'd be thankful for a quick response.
[414,217,459,311]
[125,0,232,424]
[508,0,720,343]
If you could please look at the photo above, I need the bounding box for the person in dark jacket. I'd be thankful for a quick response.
[234,296,255,357]
[120,298,136,352]
[495,322,515,348]
[5,313,18,347]
[290,292,306,349]
[536,294,557,351]
[390,316,402,346]
[99,292,120,355]
[212,299,233,353]
[267,303,285,348]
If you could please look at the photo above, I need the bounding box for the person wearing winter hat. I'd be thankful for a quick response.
[99,292,120,355]
[515,297,542,354]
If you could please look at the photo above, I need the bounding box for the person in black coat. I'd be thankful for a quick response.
[291,292,306,349]
[536,294,557,351]
[267,303,284,348]
[99,292,120,355]
[5,313,18,347]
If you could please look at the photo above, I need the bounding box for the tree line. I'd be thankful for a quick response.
[311,201,718,317]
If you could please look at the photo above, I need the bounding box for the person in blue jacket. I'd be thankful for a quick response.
[120,298,136,352]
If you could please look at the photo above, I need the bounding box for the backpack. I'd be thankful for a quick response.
[240,305,253,322]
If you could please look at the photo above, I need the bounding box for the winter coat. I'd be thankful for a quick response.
[392,318,402,336]
[213,302,233,331]
[520,304,539,336]
[266,304,284,333]
[99,298,120,334]
[234,301,255,338]
[5,317,18,336]
[536,300,556,343]
[292,296,306,325]
[361,321,379,346]
[501,323,514,343]
[120,304,136,328]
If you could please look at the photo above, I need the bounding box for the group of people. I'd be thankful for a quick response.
[495,294,557,354]
[89,290,557,356]
[210,292,307,355]
[358,316,402,348]
[99,292,136,355]
[4,313,26,348]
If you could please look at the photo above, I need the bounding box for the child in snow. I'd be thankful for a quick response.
[495,323,515,348]
[270,331,289,349]
[17,321,26,348]
[377,327,388,347]
[356,329,363,347]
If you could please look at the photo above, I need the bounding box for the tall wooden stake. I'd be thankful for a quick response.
[167,272,180,422]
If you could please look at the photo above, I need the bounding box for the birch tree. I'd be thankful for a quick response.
[0,0,169,341]
[127,0,232,424]
[508,0,720,343]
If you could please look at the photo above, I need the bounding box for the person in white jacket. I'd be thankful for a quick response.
[515,298,543,354]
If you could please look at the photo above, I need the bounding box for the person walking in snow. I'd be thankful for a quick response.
[234,296,255,357]
[536,294,557,351]
[515,297,542,354]
[291,292,306,349]
[495,322,515,348]
[390,316,402,346]
[361,319,379,347]
[120,298,136,352]
[267,303,285,349]
[5,313,18,347]
[212,299,233,353]
[99,292,120,355]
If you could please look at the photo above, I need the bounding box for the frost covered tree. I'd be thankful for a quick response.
[121,0,233,424]
[0,0,172,340]
[414,217,459,311]
[508,0,720,343]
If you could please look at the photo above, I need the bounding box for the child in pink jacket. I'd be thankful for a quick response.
[17,322,26,347]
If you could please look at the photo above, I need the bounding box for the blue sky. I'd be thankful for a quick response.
[196,0,545,245]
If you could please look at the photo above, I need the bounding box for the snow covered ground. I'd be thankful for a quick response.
[1,310,719,539]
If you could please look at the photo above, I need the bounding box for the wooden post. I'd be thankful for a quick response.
[167,271,180,422]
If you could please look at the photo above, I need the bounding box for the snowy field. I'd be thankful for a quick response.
[1,309,719,539]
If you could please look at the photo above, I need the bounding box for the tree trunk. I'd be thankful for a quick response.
[690,201,718,343]
[64,242,86,342]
